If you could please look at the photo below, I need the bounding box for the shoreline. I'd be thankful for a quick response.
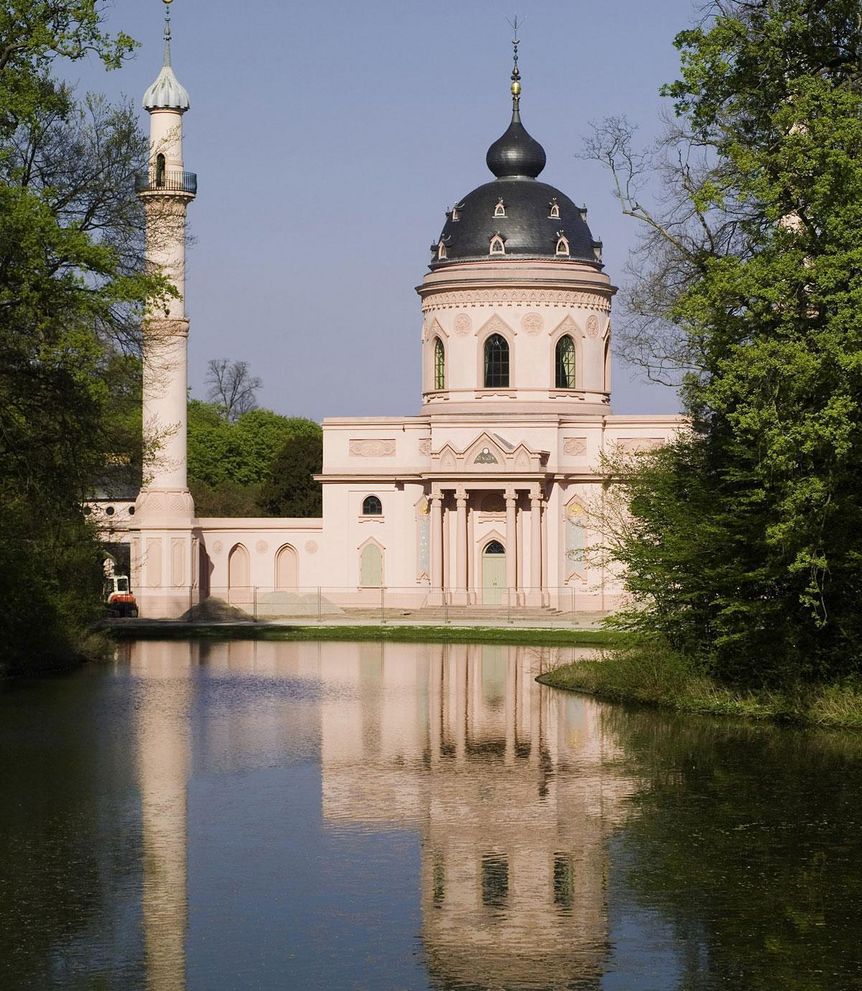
[99,620,620,648]
[539,649,862,730]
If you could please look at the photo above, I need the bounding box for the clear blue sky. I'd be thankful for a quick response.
[70,0,699,420]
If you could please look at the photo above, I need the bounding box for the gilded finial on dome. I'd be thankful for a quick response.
[507,16,522,109]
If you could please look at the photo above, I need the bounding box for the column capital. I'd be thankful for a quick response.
[504,487,517,504]
[454,487,468,504]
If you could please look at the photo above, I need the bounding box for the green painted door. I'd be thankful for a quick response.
[482,541,506,605]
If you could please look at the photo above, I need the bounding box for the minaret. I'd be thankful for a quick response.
[130,0,199,618]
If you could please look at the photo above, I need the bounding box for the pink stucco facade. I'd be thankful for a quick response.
[112,13,683,618]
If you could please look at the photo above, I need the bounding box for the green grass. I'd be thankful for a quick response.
[539,645,862,729]
[101,621,622,648]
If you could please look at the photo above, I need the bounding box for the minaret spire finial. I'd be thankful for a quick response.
[507,15,522,115]
[163,0,173,67]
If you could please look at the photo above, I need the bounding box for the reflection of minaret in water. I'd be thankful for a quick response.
[132,640,194,991]
[319,641,634,990]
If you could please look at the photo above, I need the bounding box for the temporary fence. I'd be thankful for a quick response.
[179,585,609,626]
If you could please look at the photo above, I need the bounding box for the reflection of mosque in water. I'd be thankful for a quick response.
[319,642,635,989]
[127,639,635,990]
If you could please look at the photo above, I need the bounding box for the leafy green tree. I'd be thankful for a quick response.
[187,400,321,516]
[260,431,323,518]
[0,5,166,672]
[593,0,862,685]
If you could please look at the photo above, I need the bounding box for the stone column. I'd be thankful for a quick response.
[430,491,444,605]
[467,498,476,605]
[541,496,550,607]
[529,487,543,607]
[505,488,518,607]
[454,488,468,605]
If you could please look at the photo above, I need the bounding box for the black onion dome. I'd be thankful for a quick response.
[431,99,601,269]
[431,179,599,267]
[486,107,546,178]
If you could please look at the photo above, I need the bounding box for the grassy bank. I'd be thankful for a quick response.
[102,621,621,649]
[539,645,862,729]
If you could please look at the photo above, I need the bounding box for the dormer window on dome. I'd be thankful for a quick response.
[555,232,570,257]
[494,198,506,218]
[549,198,560,219]
[593,240,603,262]
[489,233,506,256]
[437,241,448,261]
[450,202,463,222]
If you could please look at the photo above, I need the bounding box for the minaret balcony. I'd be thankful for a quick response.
[135,170,197,196]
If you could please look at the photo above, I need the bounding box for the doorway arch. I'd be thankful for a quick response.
[482,540,506,606]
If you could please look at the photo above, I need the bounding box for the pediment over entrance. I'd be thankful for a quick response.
[429,432,548,473]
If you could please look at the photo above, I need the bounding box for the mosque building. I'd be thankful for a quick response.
[110,2,681,618]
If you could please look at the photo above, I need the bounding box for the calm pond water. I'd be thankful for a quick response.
[1,640,861,991]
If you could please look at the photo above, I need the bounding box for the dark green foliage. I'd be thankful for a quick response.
[260,431,323,518]
[0,6,164,673]
[187,400,321,517]
[602,0,862,686]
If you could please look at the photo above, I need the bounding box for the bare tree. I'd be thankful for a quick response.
[205,359,261,421]
[581,113,758,386]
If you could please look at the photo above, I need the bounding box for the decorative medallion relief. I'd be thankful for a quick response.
[256,540,268,554]
[453,313,472,336]
[212,540,223,554]
[422,289,612,312]
[586,314,600,338]
[521,312,544,334]
[349,439,396,457]
[418,439,431,456]
[474,447,499,464]
[305,540,318,554]
[563,437,588,457]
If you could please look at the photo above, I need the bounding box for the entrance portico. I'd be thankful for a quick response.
[428,481,548,606]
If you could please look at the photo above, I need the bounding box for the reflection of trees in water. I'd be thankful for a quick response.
[603,707,862,990]
[0,673,144,990]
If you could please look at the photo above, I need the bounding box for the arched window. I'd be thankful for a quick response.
[485,540,505,555]
[362,495,382,516]
[489,234,506,255]
[484,334,509,388]
[555,234,570,257]
[494,198,506,217]
[549,198,560,219]
[434,337,445,390]
[555,335,576,389]
[155,153,166,187]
